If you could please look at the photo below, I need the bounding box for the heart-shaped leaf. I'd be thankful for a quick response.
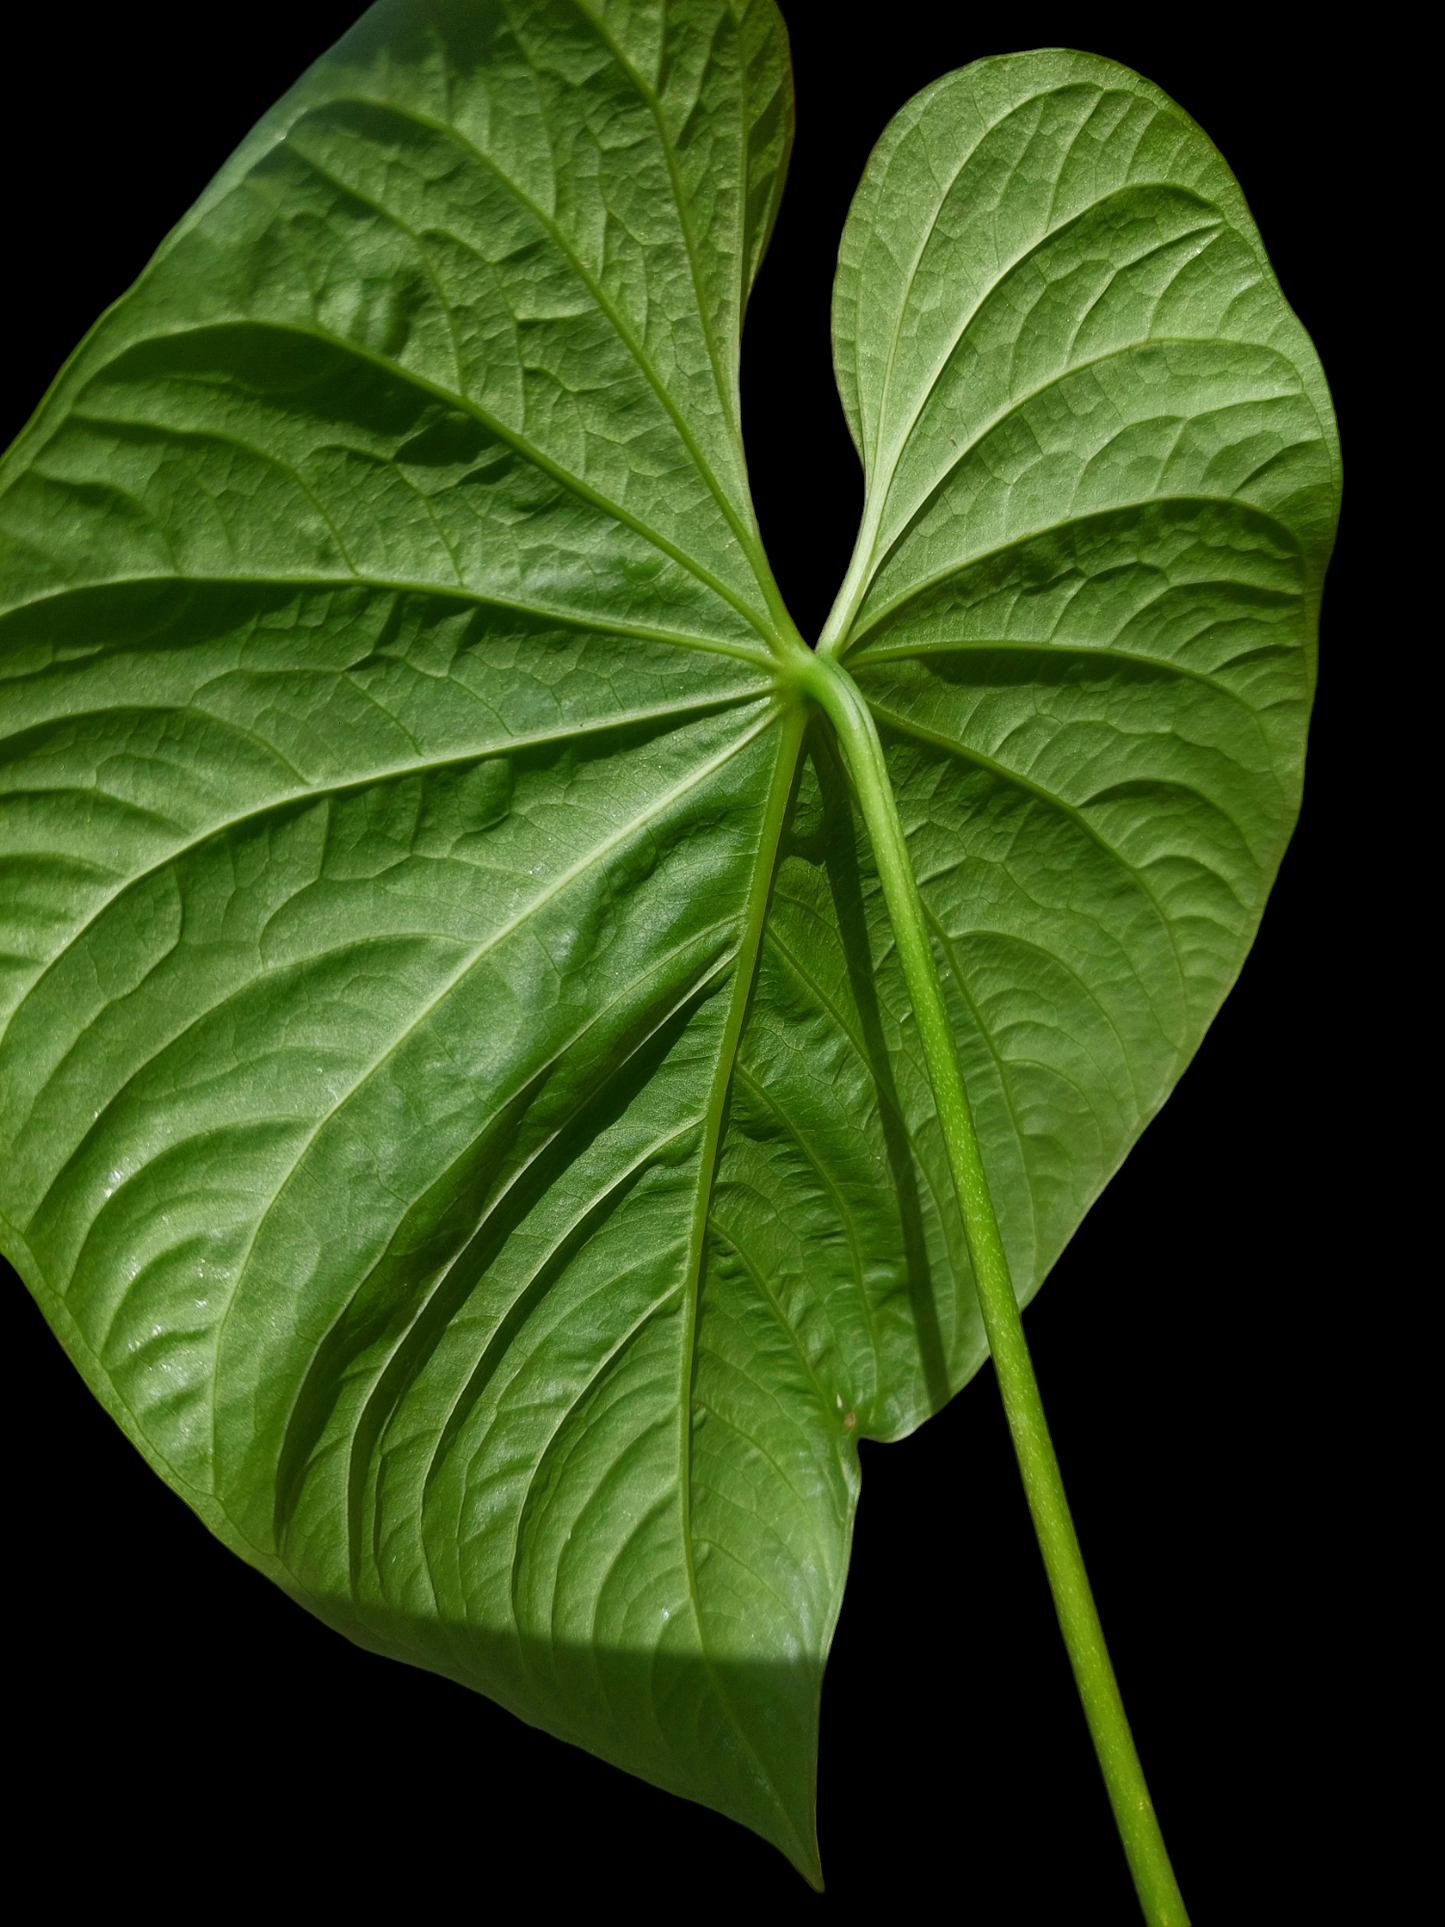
[0,6,1337,1885]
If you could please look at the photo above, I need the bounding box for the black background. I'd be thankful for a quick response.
[4,3,1373,1918]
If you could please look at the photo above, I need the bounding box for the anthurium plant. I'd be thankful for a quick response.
[0,4,1338,1916]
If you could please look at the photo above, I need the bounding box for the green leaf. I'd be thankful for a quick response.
[0,9,1337,1888]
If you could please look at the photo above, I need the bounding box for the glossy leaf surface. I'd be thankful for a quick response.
[0,8,1337,1880]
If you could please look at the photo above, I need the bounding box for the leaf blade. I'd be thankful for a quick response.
[829,49,1339,1349]
[0,0,857,1881]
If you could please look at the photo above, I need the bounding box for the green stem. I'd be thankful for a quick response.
[804,652,1189,1927]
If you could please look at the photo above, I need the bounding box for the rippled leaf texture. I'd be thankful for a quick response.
[0,10,1336,1882]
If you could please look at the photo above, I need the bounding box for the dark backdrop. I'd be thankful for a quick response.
[3,4,1369,1918]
